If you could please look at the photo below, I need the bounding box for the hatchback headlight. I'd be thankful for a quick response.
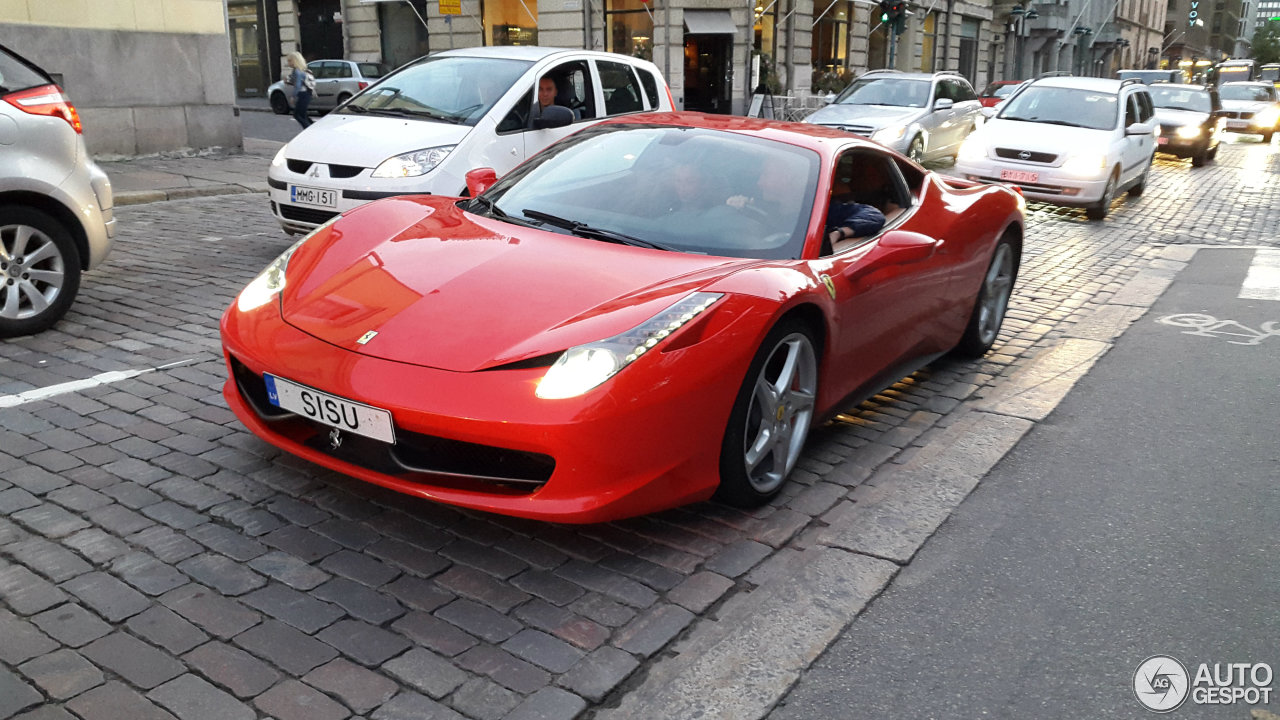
[271,145,287,168]
[536,293,722,399]
[237,217,338,313]
[1061,153,1108,175]
[1175,125,1201,139]
[957,138,986,163]
[371,145,456,178]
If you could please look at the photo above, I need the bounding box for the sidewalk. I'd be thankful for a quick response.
[99,136,282,207]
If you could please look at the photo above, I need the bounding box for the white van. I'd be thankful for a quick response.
[267,47,673,234]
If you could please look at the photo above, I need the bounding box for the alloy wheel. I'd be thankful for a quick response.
[1,223,67,322]
[975,243,1015,346]
[742,332,817,494]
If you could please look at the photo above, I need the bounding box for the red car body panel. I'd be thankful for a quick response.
[221,112,1024,523]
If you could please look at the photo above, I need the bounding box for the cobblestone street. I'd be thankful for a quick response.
[2,139,1278,720]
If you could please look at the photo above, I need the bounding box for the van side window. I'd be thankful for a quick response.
[598,60,645,115]
[638,68,661,109]
[497,90,532,134]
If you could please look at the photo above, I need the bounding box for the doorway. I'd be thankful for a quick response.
[298,0,344,60]
[683,34,732,113]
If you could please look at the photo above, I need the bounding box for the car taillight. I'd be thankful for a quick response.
[4,84,82,134]
[358,81,369,90]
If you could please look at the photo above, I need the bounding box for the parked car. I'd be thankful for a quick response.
[223,112,1025,522]
[803,70,985,163]
[0,43,114,337]
[267,46,673,234]
[268,59,388,115]
[1149,83,1222,166]
[1218,81,1279,143]
[979,80,1022,107]
[955,76,1158,220]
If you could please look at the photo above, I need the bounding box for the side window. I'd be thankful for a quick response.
[336,63,353,79]
[638,68,661,109]
[956,80,978,102]
[931,81,949,104]
[1124,95,1139,126]
[497,89,533,134]
[598,60,645,116]
[307,62,325,78]
[547,61,596,120]
[1139,92,1154,121]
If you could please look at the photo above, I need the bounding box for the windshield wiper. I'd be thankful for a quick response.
[468,197,541,228]
[521,209,675,251]
[1033,119,1090,128]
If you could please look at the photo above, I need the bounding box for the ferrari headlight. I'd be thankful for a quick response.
[271,145,287,168]
[236,217,338,313]
[1062,153,1107,175]
[535,292,723,400]
[872,125,907,143]
[1175,125,1201,139]
[371,145,456,178]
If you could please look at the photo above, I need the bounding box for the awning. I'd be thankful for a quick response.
[684,10,737,35]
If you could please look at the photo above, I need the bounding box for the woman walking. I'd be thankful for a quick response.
[286,52,314,128]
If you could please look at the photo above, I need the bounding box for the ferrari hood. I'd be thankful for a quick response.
[284,114,473,167]
[280,197,747,372]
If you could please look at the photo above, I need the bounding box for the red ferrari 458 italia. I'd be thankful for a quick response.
[221,112,1025,523]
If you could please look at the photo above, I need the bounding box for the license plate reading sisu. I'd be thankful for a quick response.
[263,373,395,444]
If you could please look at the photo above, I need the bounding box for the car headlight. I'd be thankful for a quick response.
[957,137,986,163]
[271,145,287,168]
[535,292,723,400]
[871,125,907,143]
[371,145,456,178]
[1061,153,1108,175]
[1254,107,1280,126]
[236,217,338,313]
[1175,125,1201,139]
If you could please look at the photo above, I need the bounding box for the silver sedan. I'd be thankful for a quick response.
[268,60,389,115]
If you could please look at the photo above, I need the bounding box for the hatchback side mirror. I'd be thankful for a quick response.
[532,105,574,130]
[465,168,498,196]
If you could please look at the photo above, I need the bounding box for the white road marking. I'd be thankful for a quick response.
[1240,247,1280,301]
[0,358,197,409]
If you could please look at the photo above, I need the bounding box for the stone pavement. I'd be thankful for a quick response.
[2,140,1278,720]
[99,137,281,208]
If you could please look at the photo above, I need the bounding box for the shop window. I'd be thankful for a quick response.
[606,0,655,60]
[485,0,539,45]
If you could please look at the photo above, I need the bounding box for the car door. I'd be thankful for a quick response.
[1121,92,1154,184]
[492,59,598,173]
[311,61,338,109]
[949,79,983,147]
[923,80,954,155]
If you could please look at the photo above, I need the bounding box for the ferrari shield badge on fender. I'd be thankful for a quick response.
[820,274,837,300]
[356,331,378,345]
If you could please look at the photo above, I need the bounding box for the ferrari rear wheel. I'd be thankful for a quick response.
[716,320,818,507]
[954,236,1017,358]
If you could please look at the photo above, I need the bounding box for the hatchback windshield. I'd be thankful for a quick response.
[1220,84,1275,102]
[834,78,931,108]
[474,125,821,260]
[999,86,1119,130]
[337,56,532,125]
[1149,86,1212,113]
[358,63,388,79]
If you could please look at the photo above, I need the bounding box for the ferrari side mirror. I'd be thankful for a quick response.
[465,168,498,196]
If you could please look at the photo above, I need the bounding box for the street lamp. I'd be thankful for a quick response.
[1008,4,1039,79]
[1073,25,1093,76]
[1146,45,1158,69]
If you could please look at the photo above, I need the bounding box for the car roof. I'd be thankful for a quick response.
[595,111,890,159]
[1033,76,1135,93]
[1221,81,1271,87]
[434,46,638,63]
[1151,82,1209,91]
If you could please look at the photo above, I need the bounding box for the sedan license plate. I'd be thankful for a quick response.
[1226,119,1249,130]
[290,185,337,209]
[1157,136,1169,145]
[263,374,395,444]
[999,169,1039,183]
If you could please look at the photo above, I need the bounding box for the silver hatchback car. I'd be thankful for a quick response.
[804,70,984,163]
[1,43,114,337]
[267,59,389,115]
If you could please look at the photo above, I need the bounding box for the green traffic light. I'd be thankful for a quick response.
[881,11,889,21]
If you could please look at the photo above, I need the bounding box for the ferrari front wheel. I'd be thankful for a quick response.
[716,320,818,507]
[954,237,1017,358]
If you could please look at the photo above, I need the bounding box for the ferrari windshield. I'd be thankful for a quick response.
[833,78,931,108]
[336,56,532,125]
[475,125,821,260]
[999,86,1120,130]
[1149,86,1212,113]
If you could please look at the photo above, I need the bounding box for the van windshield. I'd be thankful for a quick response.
[337,56,533,126]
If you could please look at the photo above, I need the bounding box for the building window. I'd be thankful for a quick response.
[606,0,654,60]
[921,13,937,72]
[484,0,538,45]
[754,0,778,60]
[379,0,429,68]
[957,17,980,82]
[812,0,852,92]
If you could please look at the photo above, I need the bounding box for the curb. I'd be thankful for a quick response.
[595,246,1198,720]
[115,184,268,207]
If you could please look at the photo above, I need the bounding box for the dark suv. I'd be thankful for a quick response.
[0,43,114,336]
[1149,83,1221,166]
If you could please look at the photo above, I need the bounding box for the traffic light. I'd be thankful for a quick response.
[878,0,909,33]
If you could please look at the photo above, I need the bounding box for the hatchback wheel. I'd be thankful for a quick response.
[1085,170,1118,220]
[0,206,82,337]
[716,320,818,507]
[270,92,289,114]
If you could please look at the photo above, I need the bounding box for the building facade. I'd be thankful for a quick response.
[0,0,242,157]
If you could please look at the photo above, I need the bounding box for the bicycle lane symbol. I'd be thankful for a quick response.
[1156,314,1280,346]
